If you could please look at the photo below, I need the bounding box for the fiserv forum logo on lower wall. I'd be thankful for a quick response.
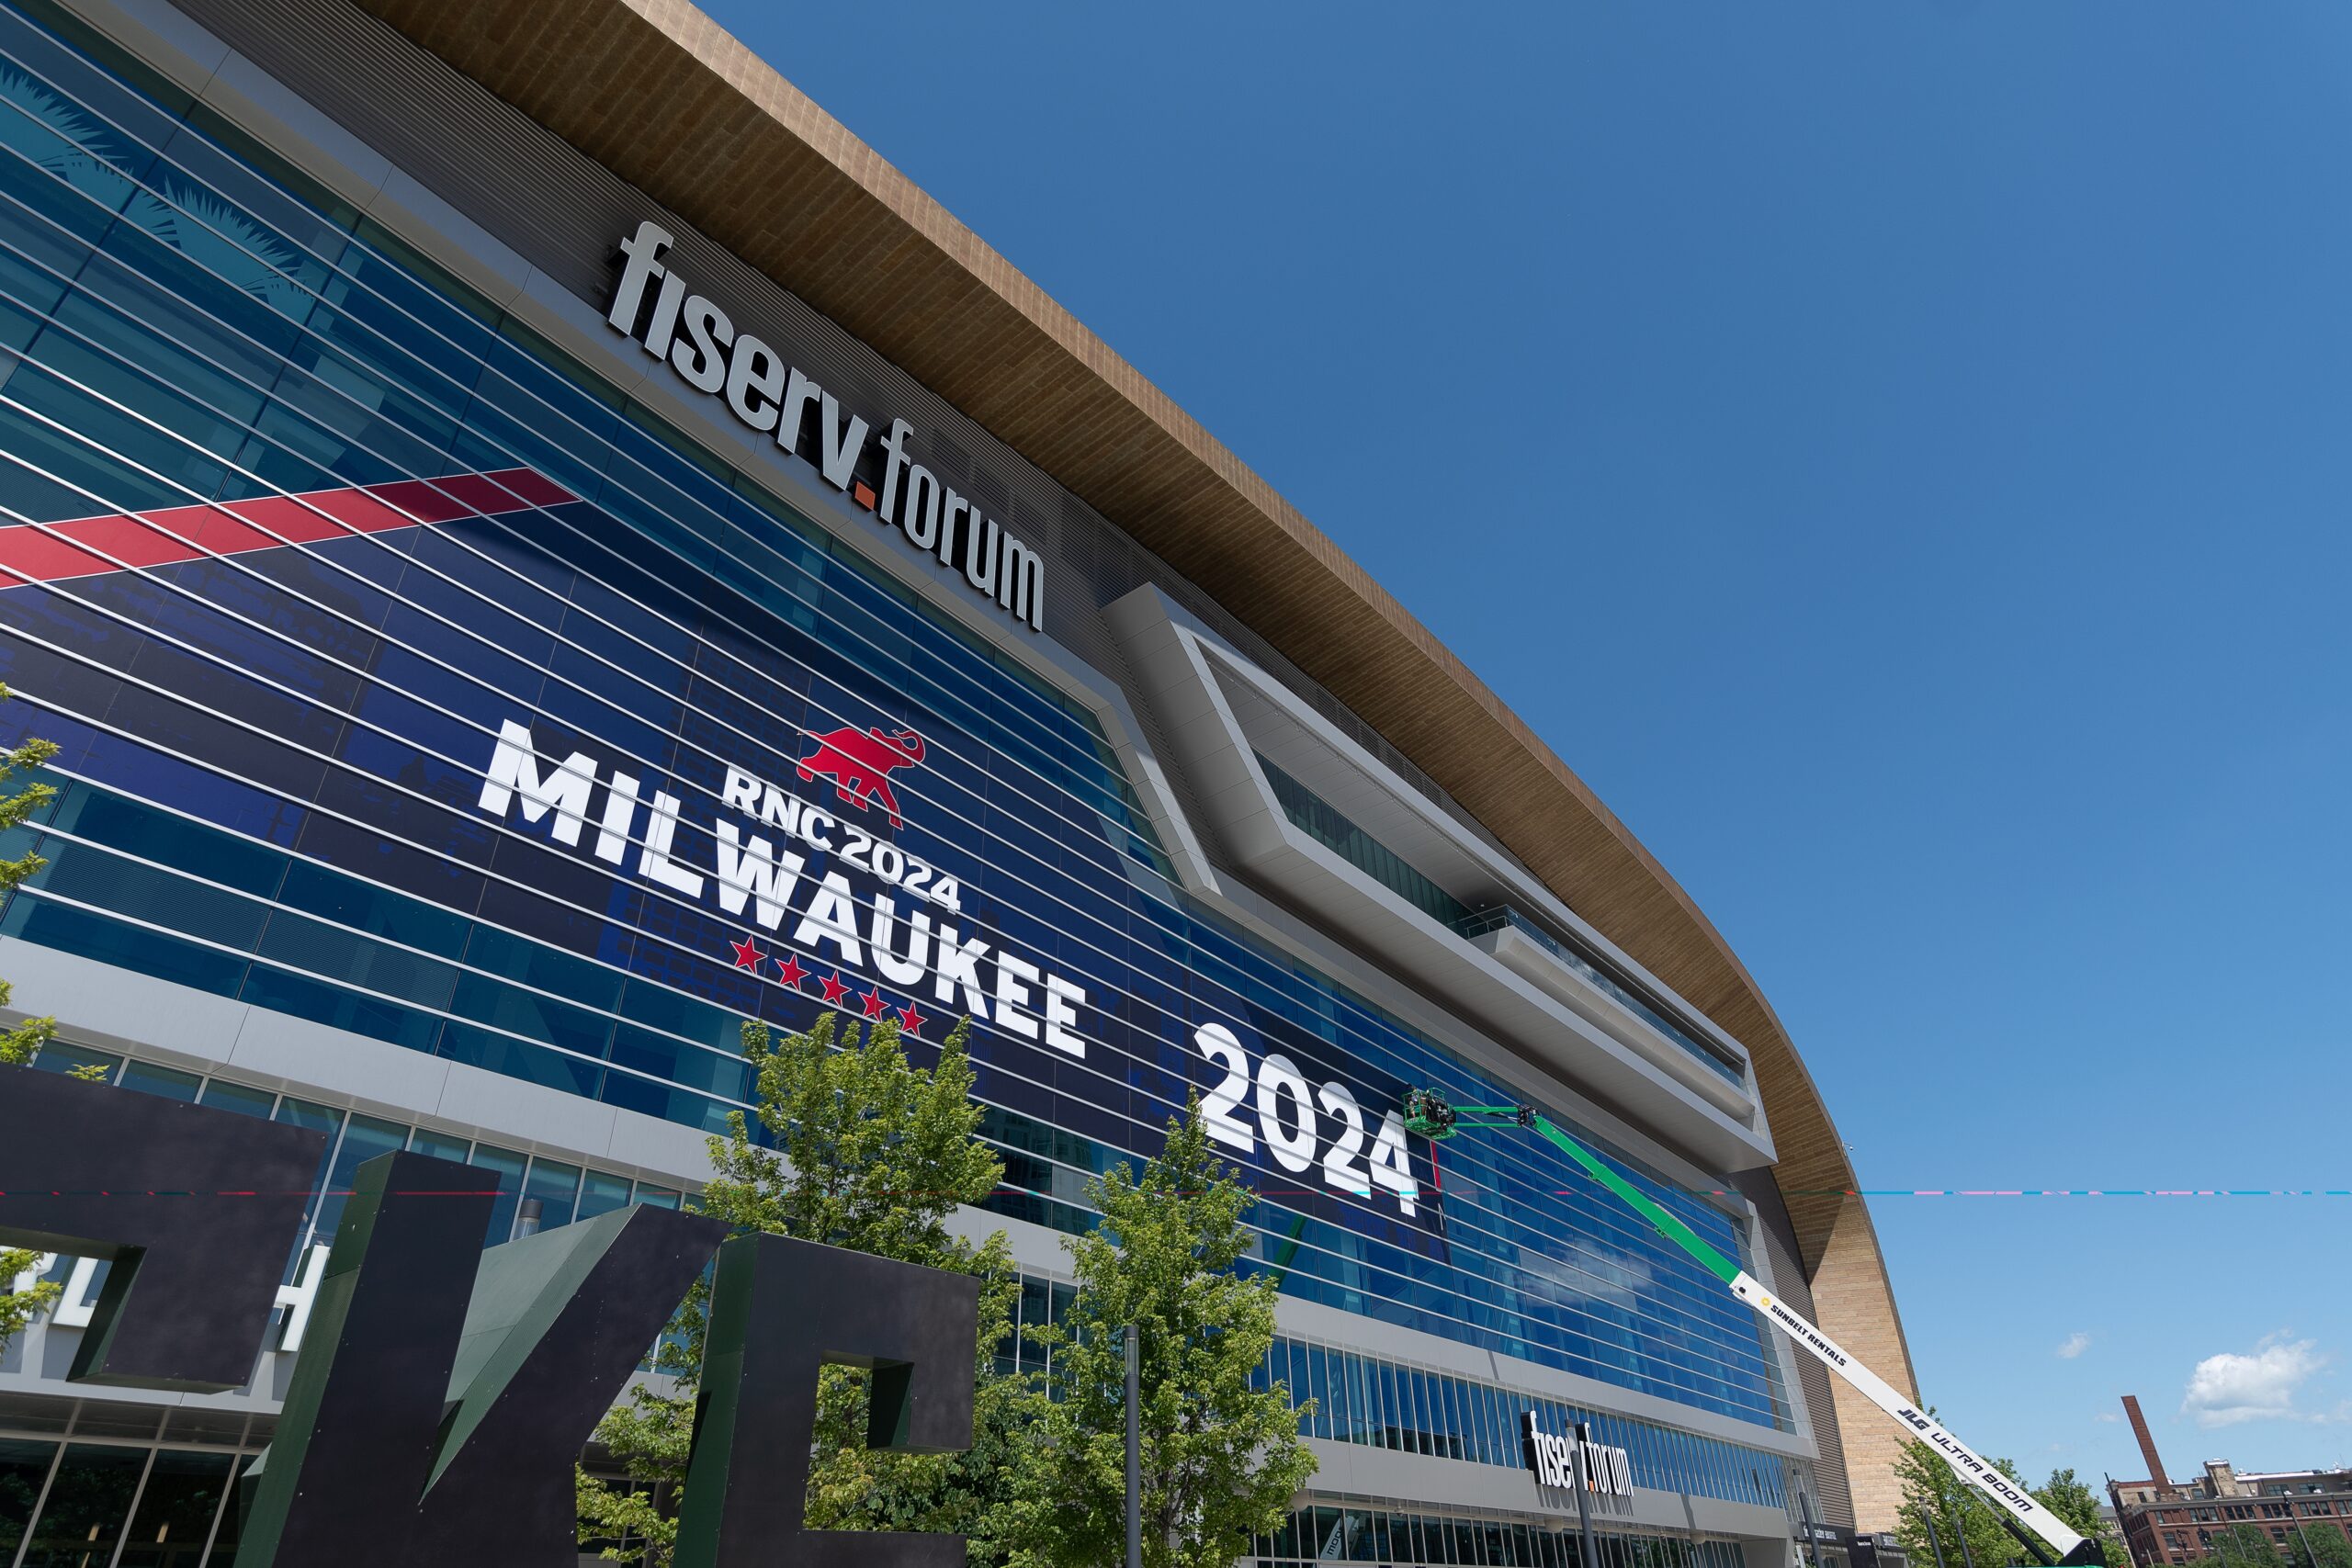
[606,220,1047,634]
[1522,1410,1634,1500]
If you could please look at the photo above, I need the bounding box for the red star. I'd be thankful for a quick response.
[729,934,766,971]
[896,1000,928,1036]
[819,972,851,1006]
[859,987,890,1020]
[772,953,809,989]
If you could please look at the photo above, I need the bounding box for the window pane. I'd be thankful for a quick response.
[1017,1279,1050,1378]
[468,1144,527,1246]
[1284,1344,1309,1436]
[1306,1507,1340,1562]
[113,1449,233,1567]
[197,1079,276,1119]
[407,1129,470,1162]
[0,1438,58,1560]
[118,1060,202,1101]
[576,1169,632,1222]
[273,1097,345,1229]
[204,1451,249,1562]
[630,1185,682,1210]
[519,1157,582,1231]
[30,1043,120,1080]
[18,1442,146,1567]
[1354,1357,1381,1448]
[311,1112,407,1243]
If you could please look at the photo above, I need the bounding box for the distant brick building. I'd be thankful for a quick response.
[2108,1396,2352,1568]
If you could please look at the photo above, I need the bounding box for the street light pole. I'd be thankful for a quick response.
[1571,1422,1600,1568]
[1797,1484,1824,1568]
[2291,1511,2321,1568]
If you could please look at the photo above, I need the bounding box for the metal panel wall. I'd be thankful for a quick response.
[1736,1168,1854,1529]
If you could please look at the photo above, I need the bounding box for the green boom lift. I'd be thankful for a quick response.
[1399,1091,2100,1568]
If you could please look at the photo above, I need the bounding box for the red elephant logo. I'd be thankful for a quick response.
[795,724,927,829]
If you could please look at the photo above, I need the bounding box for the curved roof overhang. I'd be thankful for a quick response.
[352,0,1920,1463]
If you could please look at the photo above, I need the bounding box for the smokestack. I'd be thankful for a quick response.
[2123,1395,2172,1496]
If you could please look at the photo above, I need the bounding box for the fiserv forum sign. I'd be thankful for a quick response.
[0,1069,978,1568]
[607,220,1047,635]
[1522,1410,1633,1500]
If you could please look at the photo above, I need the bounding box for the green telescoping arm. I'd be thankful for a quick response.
[1404,1097,2098,1568]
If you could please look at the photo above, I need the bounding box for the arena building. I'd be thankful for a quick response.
[0,2,1920,1563]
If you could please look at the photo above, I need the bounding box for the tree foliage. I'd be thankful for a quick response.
[578,1011,1023,1565]
[1892,1427,2031,1568]
[2202,1525,2286,1568]
[2032,1469,2128,1568]
[0,692,62,1356]
[1000,1096,1317,1568]
[2282,1521,2352,1568]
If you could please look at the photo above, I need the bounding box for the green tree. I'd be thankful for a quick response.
[2282,1521,2352,1568]
[0,692,62,1356]
[1892,1427,2030,1568]
[2202,1524,2286,1568]
[1001,1096,1317,1568]
[578,1011,1028,1565]
[2032,1468,2127,1568]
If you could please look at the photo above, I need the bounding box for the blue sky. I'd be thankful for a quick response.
[699,2,2352,1483]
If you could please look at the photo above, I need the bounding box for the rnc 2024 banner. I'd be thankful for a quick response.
[0,468,1443,1258]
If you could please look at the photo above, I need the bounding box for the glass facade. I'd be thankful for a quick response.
[6,1046,1792,1525]
[1258,751,1472,930]
[1254,1503,1748,1568]
[0,0,1781,1443]
[16,1041,681,1255]
[1256,1338,1788,1510]
[0,1417,1763,1568]
[0,1404,263,1568]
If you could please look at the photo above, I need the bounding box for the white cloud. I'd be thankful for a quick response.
[2183,1333,2330,1428]
[2094,1412,2121,1424]
[2058,1332,2091,1360]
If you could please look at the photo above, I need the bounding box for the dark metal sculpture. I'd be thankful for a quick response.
[676,1232,980,1568]
[0,1075,987,1565]
[0,1068,324,1391]
[237,1149,727,1567]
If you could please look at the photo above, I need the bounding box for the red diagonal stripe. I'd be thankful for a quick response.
[0,467,571,587]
